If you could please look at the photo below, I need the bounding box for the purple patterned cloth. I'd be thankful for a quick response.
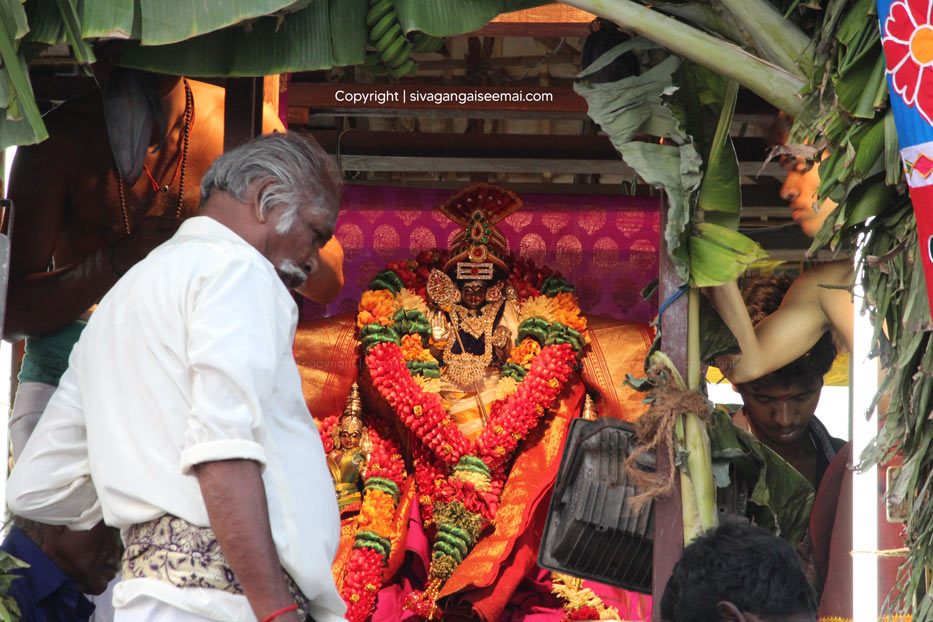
[306,185,660,323]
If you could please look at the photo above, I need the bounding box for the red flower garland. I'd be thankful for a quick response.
[361,249,586,619]
[319,416,406,622]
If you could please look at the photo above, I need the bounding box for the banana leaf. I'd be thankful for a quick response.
[0,23,46,149]
[393,0,549,37]
[119,2,339,76]
[79,0,137,39]
[0,0,29,41]
[689,222,767,287]
[137,0,303,46]
[696,77,741,229]
[575,41,702,282]
[709,407,815,546]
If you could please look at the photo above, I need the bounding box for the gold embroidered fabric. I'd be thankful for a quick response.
[123,514,310,617]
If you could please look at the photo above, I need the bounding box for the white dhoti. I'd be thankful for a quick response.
[115,598,224,622]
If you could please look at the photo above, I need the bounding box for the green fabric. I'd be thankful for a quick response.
[18,321,86,386]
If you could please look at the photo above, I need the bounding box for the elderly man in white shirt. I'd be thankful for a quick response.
[7,132,347,622]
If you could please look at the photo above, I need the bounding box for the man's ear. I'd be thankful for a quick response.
[716,601,746,622]
[250,179,277,223]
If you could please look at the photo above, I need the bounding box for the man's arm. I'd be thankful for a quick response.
[7,365,100,528]
[705,262,851,383]
[195,460,301,622]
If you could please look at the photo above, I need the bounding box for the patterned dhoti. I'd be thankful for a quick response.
[122,515,312,621]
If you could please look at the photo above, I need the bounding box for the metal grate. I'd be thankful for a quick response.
[538,416,655,593]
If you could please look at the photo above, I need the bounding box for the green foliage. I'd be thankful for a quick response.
[708,407,814,546]
[0,549,27,622]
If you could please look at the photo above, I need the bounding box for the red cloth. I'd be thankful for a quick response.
[810,444,906,620]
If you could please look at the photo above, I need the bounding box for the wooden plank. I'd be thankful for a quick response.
[466,3,595,37]
[310,130,620,159]
[224,77,264,152]
[414,53,581,72]
[325,153,784,179]
[301,106,587,120]
[653,195,686,619]
[335,155,635,175]
[288,83,586,114]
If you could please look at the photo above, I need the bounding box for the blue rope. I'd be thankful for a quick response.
[657,285,688,319]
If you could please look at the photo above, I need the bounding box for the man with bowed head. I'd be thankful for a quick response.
[8,132,348,622]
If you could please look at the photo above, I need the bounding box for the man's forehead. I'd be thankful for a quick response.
[745,379,821,397]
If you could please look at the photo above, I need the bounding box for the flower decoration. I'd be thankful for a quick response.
[883,0,933,124]
[400,334,434,362]
[356,247,589,619]
[317,415,406,622]
[552,292,588,334]
[518,295,557,324]
[551,572,621,622]
[357,289,398,328]
[508,337,543,368]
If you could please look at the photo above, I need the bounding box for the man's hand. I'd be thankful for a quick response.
[194,459,302,622]
[110,215,182,275]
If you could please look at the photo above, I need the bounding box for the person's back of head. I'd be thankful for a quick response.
[660,522,817,622]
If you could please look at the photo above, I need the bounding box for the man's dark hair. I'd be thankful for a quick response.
[660,522,817,622]
[739,275,836,388]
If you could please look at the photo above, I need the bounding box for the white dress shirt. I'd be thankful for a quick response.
[8,216,347,622]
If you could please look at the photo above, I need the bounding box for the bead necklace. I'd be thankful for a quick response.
[116,79,194,235]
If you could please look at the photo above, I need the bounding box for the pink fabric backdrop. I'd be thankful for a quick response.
[308,185,661,322]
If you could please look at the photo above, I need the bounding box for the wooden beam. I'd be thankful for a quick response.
[465,3,596,37]
[311,130,620,159]
[335,155,633,175]
[328,153,783,179]
[653,196,686,619]
[413,53,581,72]
[224,77,264,151]
[302,106,587,120]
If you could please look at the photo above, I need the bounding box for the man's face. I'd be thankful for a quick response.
[48,522,123,595]
[264,205,330,290]
[779,153,839,239]
[462,283,487,310]
[736,378,823,449]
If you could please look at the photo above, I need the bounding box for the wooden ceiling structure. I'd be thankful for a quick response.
[26,4,815,258]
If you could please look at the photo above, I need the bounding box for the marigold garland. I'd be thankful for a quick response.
[551,572,621,621]
[318,415,406,622]
[356,250,588,619]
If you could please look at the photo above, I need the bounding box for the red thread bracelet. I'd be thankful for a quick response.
[259,603,298,622]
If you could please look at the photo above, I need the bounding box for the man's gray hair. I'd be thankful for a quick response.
[200,132,342,238]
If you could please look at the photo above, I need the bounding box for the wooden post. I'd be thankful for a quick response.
[224,77,264,152]
[653,194,686,618]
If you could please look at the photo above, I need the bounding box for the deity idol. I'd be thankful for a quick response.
[302,184,654,622]
[326,383,371,515]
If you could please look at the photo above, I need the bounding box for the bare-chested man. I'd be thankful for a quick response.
[4,71,344,455]
[707,149,853,384]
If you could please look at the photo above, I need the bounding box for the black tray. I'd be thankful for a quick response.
[537,416,655,593]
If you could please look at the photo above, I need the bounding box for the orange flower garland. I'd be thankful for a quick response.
[358,251,588,619]
[318,415,406,622]
[508,337,543,368]
[357,289,397,328]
